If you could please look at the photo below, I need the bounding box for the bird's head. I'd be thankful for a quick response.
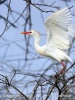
[21,30,40,38]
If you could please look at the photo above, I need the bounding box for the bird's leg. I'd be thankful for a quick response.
[54,62,66,77]
[59,62,66,75]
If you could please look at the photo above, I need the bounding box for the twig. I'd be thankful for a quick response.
[0,0,11,37]
[24,0,54,13]
[45,85,55,100]
[10,84,29,100]
[6,4,29,30]
[62,62,75,76]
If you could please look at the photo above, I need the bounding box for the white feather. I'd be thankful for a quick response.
[44,7,72,50]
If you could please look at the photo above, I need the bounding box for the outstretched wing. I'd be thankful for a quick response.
[44,7,72,50]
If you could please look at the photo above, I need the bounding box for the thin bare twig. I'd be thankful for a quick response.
[0,0,11,37]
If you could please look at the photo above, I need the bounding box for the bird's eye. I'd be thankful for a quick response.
[30,31,32,33]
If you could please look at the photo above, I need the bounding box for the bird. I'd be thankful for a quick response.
[21,7,75,75]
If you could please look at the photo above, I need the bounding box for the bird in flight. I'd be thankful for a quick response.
[21,7,75,75]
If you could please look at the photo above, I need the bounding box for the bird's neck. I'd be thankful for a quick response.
[34,36,42,54]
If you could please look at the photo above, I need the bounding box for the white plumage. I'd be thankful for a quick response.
[21,7,75,74]
[44,7,72,50]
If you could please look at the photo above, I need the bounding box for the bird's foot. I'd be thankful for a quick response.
[54,73,59,78]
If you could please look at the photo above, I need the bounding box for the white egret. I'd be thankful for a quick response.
[21,7,75,75]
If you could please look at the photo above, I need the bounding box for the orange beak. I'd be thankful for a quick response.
[20,32,31,34]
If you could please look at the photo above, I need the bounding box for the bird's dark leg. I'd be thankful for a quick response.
[59,62,66,75]
[54,62,66,77]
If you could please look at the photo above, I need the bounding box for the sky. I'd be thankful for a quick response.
[0,0,75,99]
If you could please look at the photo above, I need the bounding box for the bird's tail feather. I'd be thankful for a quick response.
[65,54,73,62]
